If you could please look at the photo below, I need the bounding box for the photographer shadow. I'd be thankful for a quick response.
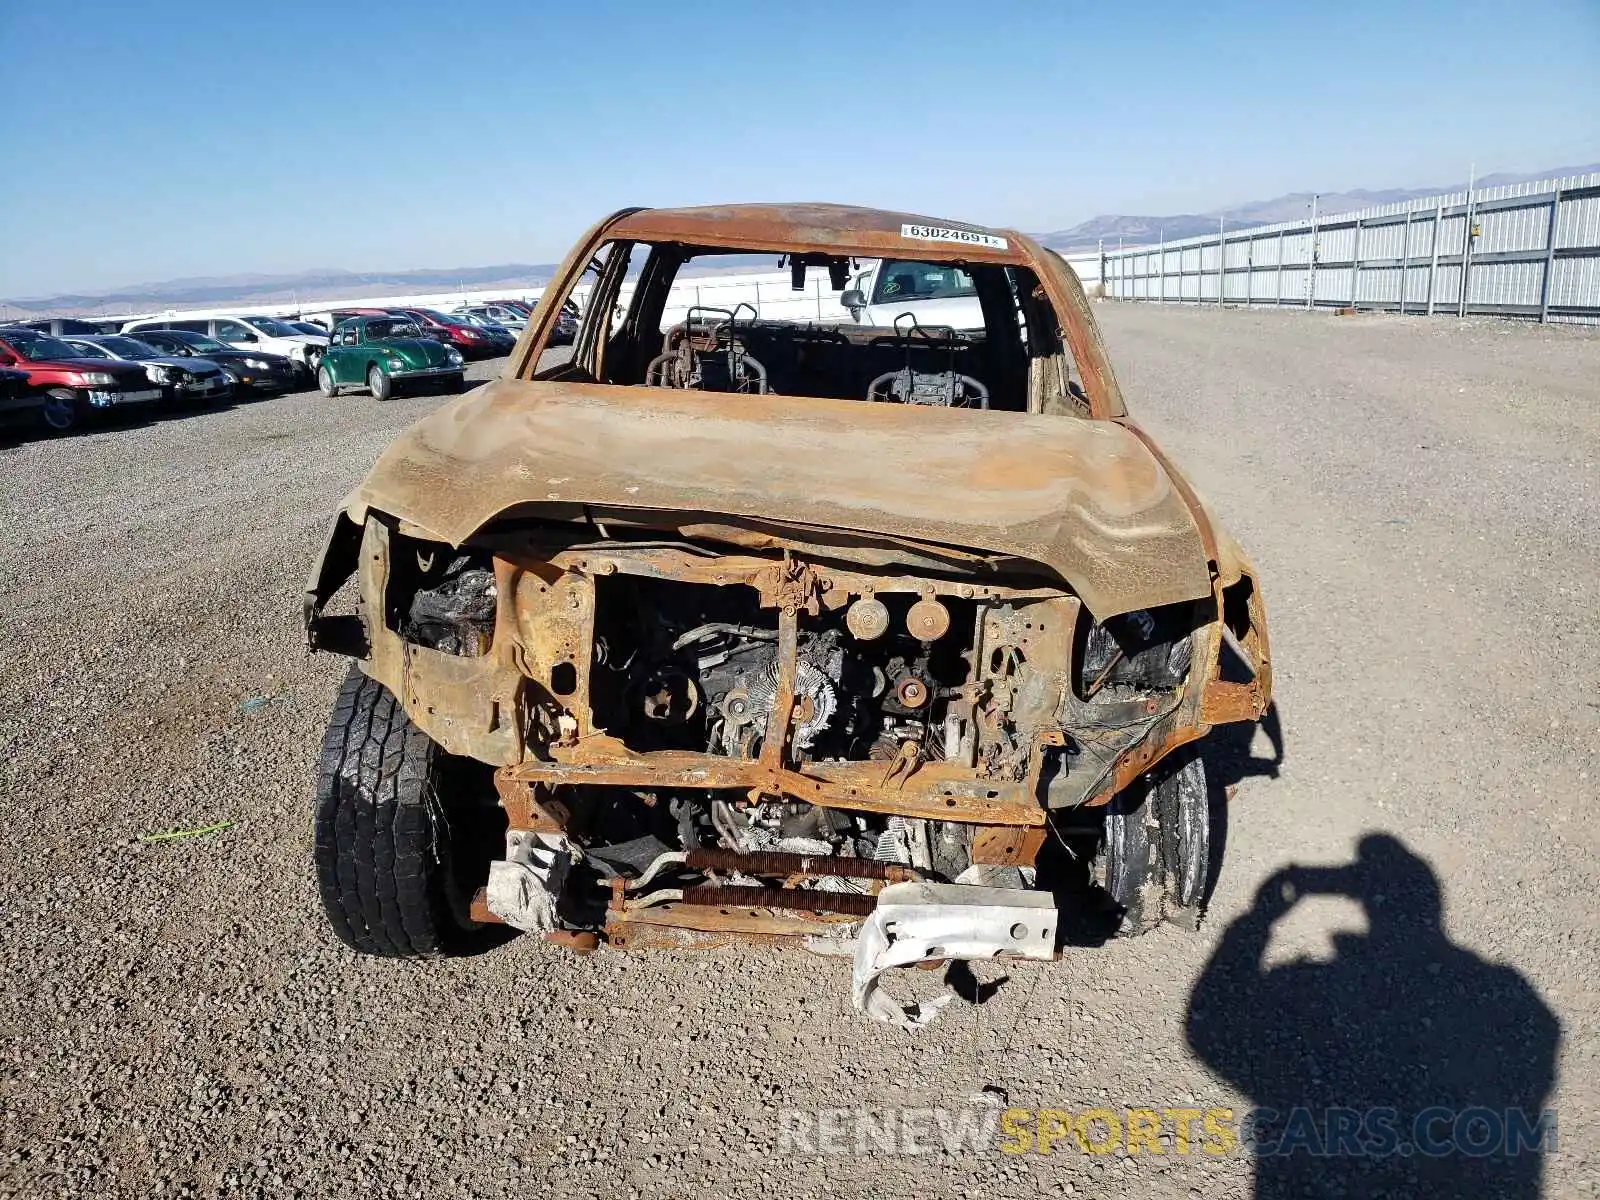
[1186,834,1559,1198]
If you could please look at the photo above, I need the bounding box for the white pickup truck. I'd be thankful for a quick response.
[838,258,985,331]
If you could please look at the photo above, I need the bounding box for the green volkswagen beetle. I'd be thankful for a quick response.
[317,316,466,400]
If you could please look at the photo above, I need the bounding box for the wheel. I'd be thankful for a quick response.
[367,365,391,401]
[442,372,466,394]
[1099,749,1210,934]
[317,364,337,398]
[312,664,503,956]
[41,388,82,433]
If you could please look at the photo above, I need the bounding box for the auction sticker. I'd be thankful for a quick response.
[901,223,1008,250]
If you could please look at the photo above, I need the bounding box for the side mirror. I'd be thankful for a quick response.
[840,289,866,315]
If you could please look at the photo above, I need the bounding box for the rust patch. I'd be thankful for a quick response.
[677,885,879,917]
[970,826,1048,866]
[608,901,861,944]
[682,847,917,883]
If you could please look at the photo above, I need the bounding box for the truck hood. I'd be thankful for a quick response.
[145,355,218,372]
[26,357,150,382]
[376,337,454,366]
[192,348,278,365]
[351,379,1215,619]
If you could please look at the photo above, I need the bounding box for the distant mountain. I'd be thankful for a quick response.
[1038,163,1600,252]
[9,163,1598,313]
[1,254,805,317]
[2,263,564,318]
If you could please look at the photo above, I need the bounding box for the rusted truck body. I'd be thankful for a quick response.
[305,204,1270,1028]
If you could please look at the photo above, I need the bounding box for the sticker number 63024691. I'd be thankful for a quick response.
[900,223,1009,250]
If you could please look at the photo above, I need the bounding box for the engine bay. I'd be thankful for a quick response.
[381,532,1206,916]
[589,574,979,765]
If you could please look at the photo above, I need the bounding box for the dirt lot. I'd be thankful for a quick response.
[1,308,1596,1199]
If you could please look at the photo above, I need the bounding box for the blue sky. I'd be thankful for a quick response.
[2,0,1596,297]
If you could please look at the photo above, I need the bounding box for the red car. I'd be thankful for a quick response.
[389,308,515,360]
[0,327,163,432]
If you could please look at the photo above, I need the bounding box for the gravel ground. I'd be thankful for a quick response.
[0,311,1595,1199]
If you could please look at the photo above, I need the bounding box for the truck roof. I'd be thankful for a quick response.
[607,203,1030,265]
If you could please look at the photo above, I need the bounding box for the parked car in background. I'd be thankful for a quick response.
[0,365,44,431]
[16,317,125,336]
[451,310,518,339]
[285,320,331,337]
[455,303,528,334]
[122,313,326,381]
[59,335,231,406]
[300,308,392,333]
[518,296,582,344]
[129,329,296,395]
[838,258,985,331]
[318,316,465,400]
[0,326,163,431]
[556,297,580,343]
[389,307,514,359]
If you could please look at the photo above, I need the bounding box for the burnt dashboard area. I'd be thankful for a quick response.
[638,311,1002,411]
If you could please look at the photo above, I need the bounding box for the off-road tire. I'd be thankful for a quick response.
[367,365,391,402]
[317,364,337,398]
[313,664,498,956]
[1101,748,1210,935]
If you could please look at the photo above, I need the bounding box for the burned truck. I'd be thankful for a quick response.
[304,204,1271,1028]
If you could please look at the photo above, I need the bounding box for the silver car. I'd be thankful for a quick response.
[61,335,232,405]
[455,304,527,334]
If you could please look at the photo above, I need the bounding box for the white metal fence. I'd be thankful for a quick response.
[1098,172,1600,324]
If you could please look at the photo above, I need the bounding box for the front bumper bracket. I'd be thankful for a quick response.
[849,882,1058,1031]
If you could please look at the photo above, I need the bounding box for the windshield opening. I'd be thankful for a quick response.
[367,319,423,340]
[412,309,466,327]
[98,337,160,359]
[245,317,302,338]
[869,260,978,305]
[8,333,84,361]
[525,242,1092,418]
